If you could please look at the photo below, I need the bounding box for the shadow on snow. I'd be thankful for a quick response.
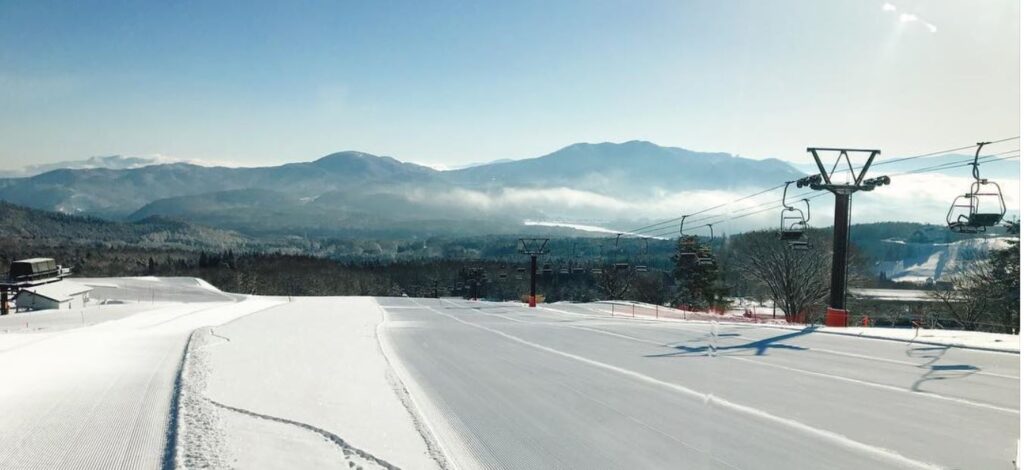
[646,327,815,358]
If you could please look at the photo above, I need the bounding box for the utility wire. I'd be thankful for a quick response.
[863,136,1019,170]
[625,183,788,235]
[617,137,1019,237]
[638,152,1018,240]
[892,152,1019,176]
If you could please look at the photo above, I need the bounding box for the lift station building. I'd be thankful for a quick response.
[14,280,92,311]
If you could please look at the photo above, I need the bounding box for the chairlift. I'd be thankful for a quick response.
[683,243,715,265]
[677,215,699,258]
[697,225,716,266]
[779,182,809,240]
[634,237,649,272]
[947,142,1007,233]
[559,266,570,275]
[613,233,631,270]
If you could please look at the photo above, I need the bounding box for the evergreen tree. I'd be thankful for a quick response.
[671,236,723,309]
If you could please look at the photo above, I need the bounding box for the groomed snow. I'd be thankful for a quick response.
[0,294,284,468]
[799,325,1020,353]
[555,300,1019,353]
[0,277,1015,468]
[179,297,441,470]
[0,278,439,469]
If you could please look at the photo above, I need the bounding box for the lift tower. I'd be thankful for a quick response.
[518,238,549,308]
[803,148,890,326]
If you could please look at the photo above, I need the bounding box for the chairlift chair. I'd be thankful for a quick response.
[611,233,631,271]
[695,225,716,266]
[677,216,701,260]
[779,181,810,241]
[634,238,650,273]
[947,142,1007,233]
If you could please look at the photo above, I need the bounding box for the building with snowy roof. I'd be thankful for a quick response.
[14,280,92,311]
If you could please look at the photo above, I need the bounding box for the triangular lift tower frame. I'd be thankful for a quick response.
[518,238,549,308]
[803,148,890,326]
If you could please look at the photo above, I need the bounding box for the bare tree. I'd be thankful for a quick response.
[731,230,830,323]
[630,272,669,305]
[931,240,1019,334]
[597,266,634,300]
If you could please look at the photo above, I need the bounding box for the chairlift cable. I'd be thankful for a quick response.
[618,138,1020,237]
[639,153,1017,239]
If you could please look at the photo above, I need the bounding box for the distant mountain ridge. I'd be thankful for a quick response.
[0,154,195,178]
[0,141,810,235]
[446,141,802,195]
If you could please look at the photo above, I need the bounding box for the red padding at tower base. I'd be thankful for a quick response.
[529,295,536,308]
[825,307,848,327]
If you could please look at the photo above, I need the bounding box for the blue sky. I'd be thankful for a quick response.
[0,0,1019,169]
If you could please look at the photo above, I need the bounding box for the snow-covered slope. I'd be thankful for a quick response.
[877,236,1015,283]
[0,278,437,469]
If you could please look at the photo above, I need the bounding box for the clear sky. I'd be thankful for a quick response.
[0,0,1018,169]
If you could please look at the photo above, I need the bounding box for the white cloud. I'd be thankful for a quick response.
[524,221,669,239]
[882,3,897,12]
[428,174,1019,233]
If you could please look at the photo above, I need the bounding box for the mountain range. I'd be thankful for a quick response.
[0,141,806,236]
[3,140,1017,238]
[0,155,193,178]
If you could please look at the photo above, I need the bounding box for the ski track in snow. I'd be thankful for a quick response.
[206,398,400,470]
[0,279,286,470]
[174,326,402,469]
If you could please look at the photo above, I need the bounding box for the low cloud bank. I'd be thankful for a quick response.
[407,172,1019,233]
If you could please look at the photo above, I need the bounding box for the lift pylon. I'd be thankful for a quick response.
[805,147,891,327]
[518,238,549,307]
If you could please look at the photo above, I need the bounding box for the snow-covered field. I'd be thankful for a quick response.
[0,277,1018,469]
[0,278,436,469]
